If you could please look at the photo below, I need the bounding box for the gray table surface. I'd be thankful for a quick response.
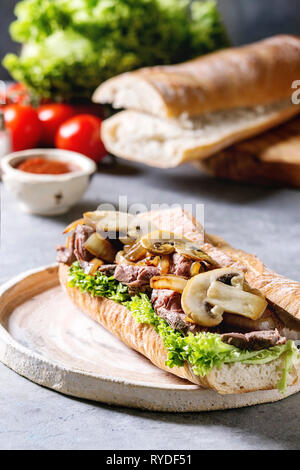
[0,160,300,450]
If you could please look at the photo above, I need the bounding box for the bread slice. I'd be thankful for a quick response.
[94,35,300,119]
[101,103,299,167]
[59,208,300,394]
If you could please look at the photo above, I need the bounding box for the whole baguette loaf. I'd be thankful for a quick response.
[94,35,300,118]
[198,116,300,187]
[59,208,300,394]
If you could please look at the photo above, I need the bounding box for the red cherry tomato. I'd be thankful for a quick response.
[4,105,42,151]
[38,103,75,147]
[55,114,106,162]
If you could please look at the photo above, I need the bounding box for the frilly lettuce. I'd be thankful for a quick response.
[68,261,130,302]
[68,262,299,392]
[3,0,229,99]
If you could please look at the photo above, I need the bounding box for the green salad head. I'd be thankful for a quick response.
[68,262,299,392]
[3,0,230,99]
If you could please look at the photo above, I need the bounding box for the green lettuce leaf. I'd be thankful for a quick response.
[68,261,130,303]
[68,262,299,392]
[4,0,229,99]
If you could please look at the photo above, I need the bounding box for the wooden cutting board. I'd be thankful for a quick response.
[198,116,300,187]
[0,265,299,412]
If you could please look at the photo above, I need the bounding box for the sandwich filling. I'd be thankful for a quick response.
[57,212,300,392]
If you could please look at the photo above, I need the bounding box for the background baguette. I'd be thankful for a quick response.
[101,104,300,167]
[94,35,300,118]
[59,208,300,394]
[198,116,300,187]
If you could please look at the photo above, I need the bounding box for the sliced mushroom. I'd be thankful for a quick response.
[84,211,157,244]
[207,281,267,320]
[84,232,116,262]
[181,268,267,327]
[140,230,218,266]
[152,256,161,267]
[150,275,188,294]
[122,241,147,262]
[140,231,177,255]
[190,261,202,277]
[115,250,135,265]
[138,255,161,267]
[160,255,170,274]
[175,240,218,266]
[230,274,244,289]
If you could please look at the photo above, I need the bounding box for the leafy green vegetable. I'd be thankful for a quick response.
[68,261,130,303]
[276,340,299,393]
[3,0,229,99]
[68,262,299,392]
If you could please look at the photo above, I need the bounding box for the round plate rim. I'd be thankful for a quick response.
[0,265,199,391]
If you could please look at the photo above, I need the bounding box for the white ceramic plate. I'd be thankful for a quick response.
[0,265,299,412]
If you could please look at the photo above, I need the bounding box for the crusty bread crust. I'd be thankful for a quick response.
[94,35,300,118]
[59,208,300,394]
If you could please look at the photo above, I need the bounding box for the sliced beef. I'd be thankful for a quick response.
[169,253,193,277]
[98,264,117,276]
[221,329,286,351]
[151,289,204,335]
[56,225,94,267]
[114,265,160,292]
[56,246,76,265]
[74,224,95,265]
[56,232,75,265]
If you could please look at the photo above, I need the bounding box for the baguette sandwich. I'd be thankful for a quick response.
[94,35,300,168]
[57,208,300,395]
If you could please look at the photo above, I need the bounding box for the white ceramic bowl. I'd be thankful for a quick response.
[0,149,97,216]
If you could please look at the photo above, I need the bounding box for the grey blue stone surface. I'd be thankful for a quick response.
[0,161,300,450]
